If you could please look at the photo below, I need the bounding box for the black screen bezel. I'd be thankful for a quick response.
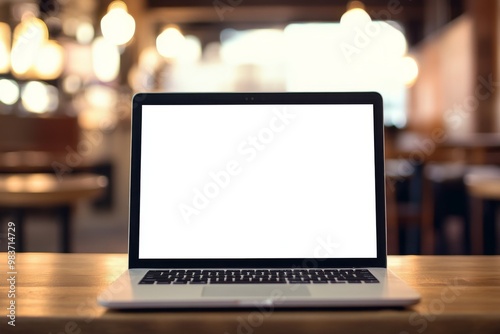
[129,92,386,269]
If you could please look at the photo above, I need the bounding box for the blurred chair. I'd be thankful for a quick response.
[386,159,421,254]
[0,114,79,152]
[423,163,500,254]
[465,166,500,254]
[422,163,470,254]
[0,115,110,252]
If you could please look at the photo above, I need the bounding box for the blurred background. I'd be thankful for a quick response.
[0,0,499,255]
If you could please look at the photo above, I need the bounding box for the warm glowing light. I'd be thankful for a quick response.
[5,174,57,192]
[220,29,285,65]
[21,81,59,113]
[0,22,11,73]
[62,74,82,94]
[378,22,407,58]
[0,79,20,105]
[401,56,419,87]
[77,85,119,130]
[139,46,161,71]
[26,174,55,192]
[340,8,371,27]
[156,26,185,59]
[33,40,64,80]
[101,1,135,46]
[78,108,117,130]
[11,17,48,76]
[91,37,120,82]
[85,85,118,109]
[108,1,128,11]
[178,35,202,64]
[283,22,412,127]
[5,176,25,192]
[76,22,94,44]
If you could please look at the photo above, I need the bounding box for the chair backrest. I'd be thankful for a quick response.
[0,114,79,153]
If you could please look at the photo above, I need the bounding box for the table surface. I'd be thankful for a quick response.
[0,173,108,207]
[1,254,499,334]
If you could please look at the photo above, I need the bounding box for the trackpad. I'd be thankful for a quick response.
[202,285,310,297]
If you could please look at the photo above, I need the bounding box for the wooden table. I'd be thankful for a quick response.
[0,174,107,252]
[439,134,500,164]
[1,254,499,334]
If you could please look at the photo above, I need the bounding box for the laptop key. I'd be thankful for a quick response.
[139,269,379,285]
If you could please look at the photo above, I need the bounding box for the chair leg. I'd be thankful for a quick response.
[13,209,25,252]
[60,206,72,253]
[470,197,484,255]
[421,178,435,254]
[386,179,399,255]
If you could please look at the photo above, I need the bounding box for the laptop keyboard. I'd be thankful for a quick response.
[138,269,379,285]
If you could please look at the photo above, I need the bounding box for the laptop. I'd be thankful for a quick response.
[98,92,420,308]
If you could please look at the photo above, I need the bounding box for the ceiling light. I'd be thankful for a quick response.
[92,37,120,82]
[101,1,135,46]
[33,40,65,80]
[11,17,48,77]
[156,26,185,59]
[0,79,20,105]
[0,22,11,73]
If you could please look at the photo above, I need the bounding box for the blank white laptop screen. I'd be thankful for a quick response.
[138,104,377,259]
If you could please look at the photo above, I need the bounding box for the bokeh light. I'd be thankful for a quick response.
[21,81,59,113]
[220,29,285,65]
[340,8,372,28]
[401,56,419,87]
[76,22,95,44]
[0,22,11,73]
[33,40,65,80]
[0,79,20,105]
[62,74,82,94]
[101,1,135,46]
[11,17,49,76]
[178,35,202,64]
[156,26,185,59]
[92,36,120,82]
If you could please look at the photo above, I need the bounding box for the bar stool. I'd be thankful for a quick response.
[422,162,469,254]
[0,173,107,252]
[386,159,420,254]
[465,166,500,254]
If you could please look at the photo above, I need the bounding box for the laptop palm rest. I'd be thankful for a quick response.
[202,285,311,297]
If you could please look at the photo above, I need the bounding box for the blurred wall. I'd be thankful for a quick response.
[409,15,475,136]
